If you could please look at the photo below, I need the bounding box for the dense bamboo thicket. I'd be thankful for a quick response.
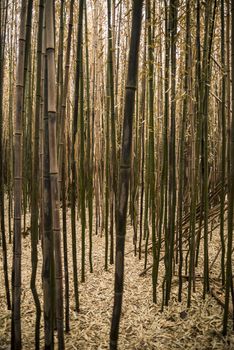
[0,0,233,349]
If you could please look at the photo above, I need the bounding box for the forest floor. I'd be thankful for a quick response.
[0,211,234,350]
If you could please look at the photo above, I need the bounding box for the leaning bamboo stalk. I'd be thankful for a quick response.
[110,1,143,348]
[0,0,11,311]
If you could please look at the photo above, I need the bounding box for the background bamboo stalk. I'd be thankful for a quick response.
[0,0,11,312]
[30,1,44,347]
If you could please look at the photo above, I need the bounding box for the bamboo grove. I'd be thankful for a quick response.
[0,0,233,349]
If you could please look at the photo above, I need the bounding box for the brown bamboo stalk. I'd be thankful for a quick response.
[11,0,27,347]
[110,1,144,348]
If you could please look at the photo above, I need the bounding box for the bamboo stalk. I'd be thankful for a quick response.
[11,0,27,347]
[110,1,143,348]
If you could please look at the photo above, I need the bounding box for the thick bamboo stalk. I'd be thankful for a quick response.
[110,1,143,348]
[11,0,27,347]
[45,0,64,346]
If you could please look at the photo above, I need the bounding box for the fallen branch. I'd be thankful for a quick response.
[210,285,233,318]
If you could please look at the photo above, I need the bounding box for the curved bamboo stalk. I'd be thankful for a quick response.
[30,1,44,347]
[110,1,143,348]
